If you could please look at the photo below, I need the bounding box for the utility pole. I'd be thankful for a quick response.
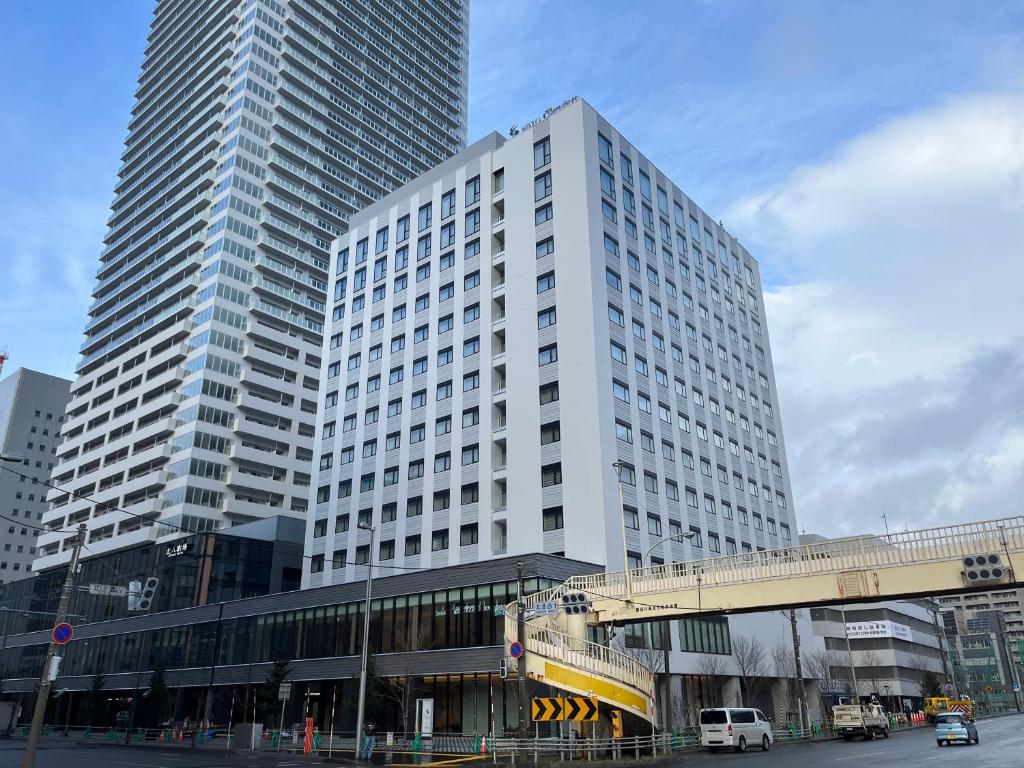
[21,523,86,768]
[516,561,527,736]
[611,462,632,600]
[661,622,672,733]
[840,605,859,702]
[353,522,375,758]
[789,609,809,732]
[929,601,953,684]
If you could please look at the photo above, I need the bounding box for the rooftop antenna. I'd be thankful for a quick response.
[0,348,8,377]
[881,510,890,536]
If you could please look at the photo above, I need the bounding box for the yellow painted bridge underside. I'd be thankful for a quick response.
[529,659,649,716]
[511,516,1024,726]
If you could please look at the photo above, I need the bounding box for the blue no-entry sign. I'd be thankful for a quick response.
[52,623,73,645]
[509,641,524,659]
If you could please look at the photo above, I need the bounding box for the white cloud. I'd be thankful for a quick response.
[727,92,1024,536]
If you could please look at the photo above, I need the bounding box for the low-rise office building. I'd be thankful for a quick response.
[0,368,71,582]
[941,608,1021,708]
[808,601,947,712]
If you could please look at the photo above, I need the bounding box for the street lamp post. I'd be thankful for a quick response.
[642,531,697,734]
[641,531,697,565]
[611,462,633,601]
[0,454,25,463]
[353,522,375,759]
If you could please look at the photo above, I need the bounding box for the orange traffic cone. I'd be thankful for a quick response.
[158,730,165,742]
[481,736,488,755]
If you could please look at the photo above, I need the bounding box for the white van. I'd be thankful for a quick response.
[699,708,773,753]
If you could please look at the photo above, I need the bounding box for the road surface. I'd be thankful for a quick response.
[672,713,1024,767]
[0,715,1022,767]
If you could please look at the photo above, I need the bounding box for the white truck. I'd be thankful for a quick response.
[832,703,890,741]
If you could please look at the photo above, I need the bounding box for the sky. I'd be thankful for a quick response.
[1,1,1022,538]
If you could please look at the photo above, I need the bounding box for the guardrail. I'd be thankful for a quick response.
[489,733,673,763]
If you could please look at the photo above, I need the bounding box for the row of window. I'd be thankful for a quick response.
[615,452,788,510]
[622,494,791,540]
[309,522,481,572]
[342,176,483,271]
[316,413,563,501]
[598,130,757,286]
[613,418,783,477]
[605,276,774,412]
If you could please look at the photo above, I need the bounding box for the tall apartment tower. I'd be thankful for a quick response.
[37,0,469,571]
[307,99,798,587]
[0,369,72,582]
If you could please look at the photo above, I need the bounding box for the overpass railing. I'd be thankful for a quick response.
[521,515,1024,609]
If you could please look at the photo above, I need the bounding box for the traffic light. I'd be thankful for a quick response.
[137,577,160,611]
[609,709,623,738]
[963,554,1004,583]
[499,658,508,679]
[127,580,142,611]
[562,592,591,615]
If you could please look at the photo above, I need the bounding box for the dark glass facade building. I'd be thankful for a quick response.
[0,553,598,735]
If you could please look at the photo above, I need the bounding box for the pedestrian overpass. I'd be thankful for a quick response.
[505,515,1024,726]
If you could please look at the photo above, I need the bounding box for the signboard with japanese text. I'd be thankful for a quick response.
[845,620,912,641]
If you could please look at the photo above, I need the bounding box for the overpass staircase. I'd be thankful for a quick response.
[506,515,1024,727]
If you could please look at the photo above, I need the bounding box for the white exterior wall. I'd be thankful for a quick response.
[306,98,807,679]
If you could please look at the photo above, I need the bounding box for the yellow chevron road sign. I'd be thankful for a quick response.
[531,697,564,721]
[563,696,599,721]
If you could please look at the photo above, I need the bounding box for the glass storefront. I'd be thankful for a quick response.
[0,578,554,682]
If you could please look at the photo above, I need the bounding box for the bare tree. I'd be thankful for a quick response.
[698,654,726,708]
[671,691,689,729]
[619,638,665,674]
[376,633,439,737]
[804,649,841,695]
[731,636,769,707]
[618,625,669,728]
[908,653,943,693]
[771,644,799,721]
[804,648,843,723]
[859,650,885,700]
[612,623,661,666]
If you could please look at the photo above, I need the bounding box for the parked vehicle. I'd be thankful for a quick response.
[934,712,979,746]
[699,708,773,753]
[924,696,950,723]
[832,703,890,740]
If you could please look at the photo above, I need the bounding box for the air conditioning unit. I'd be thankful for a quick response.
[963,554,1005,583]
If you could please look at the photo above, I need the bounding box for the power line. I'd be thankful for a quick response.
[0,511,57,533]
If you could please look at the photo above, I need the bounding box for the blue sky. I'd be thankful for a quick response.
[2,1,1022,534]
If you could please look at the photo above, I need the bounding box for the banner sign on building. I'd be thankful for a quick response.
[845,620,912,641]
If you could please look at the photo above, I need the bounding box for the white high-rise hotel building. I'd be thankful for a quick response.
[37,0,469,570]
[307,99,798,587]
